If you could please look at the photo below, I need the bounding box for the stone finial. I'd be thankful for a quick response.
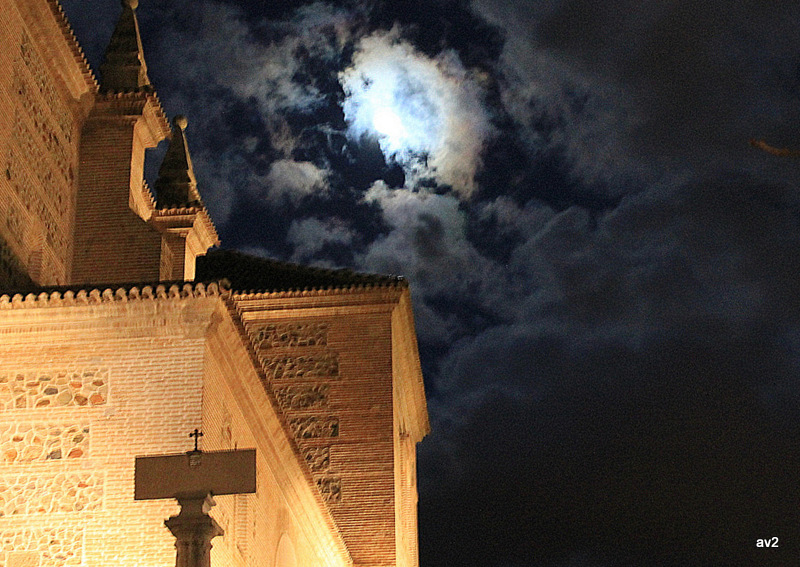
[155,115,203,208]
[99,0,151,92]
[174,115,189,130]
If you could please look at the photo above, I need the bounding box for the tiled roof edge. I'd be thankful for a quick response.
[200,249,407,290]
[0,281,227,309]
[230,280,408,299]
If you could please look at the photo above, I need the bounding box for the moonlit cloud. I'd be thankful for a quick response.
[258,159,329,204]
[287,217,354,262]
[340,30,493,197]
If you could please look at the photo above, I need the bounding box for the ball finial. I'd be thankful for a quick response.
[123,0,139,9]
[173,115,188,130]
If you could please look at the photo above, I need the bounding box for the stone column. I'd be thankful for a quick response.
[164,493,223,567]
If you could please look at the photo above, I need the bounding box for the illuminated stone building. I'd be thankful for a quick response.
[0,1,429,566]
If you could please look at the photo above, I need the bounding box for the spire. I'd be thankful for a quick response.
[99,0,151,92]
[155,115,203,208]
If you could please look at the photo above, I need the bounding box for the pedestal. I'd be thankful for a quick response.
[164,493,224,567]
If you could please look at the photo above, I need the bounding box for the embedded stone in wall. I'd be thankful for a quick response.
[0,472,103,516]
[288,416,339,439]
[8,109,71,259]
[275,384,330,410]
[0,423,89,464]
[263,355,338,381]
[0,369,109,411]
[0,526,83,567]
[316,477,342,504]
[251,322,328,349]
[302,446,330,473]
[18,32,75,155]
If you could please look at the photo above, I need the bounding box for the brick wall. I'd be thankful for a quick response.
[0,287,353,567]
[72,115,163,285]
[235,287,428,567]
[0,0,94,287]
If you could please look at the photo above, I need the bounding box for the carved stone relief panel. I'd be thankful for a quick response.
[251,322,328,350]
[316,477,342,504]
[288,416,339,439]
[221,403,233,449]
[263,355,338,381]
[275,384,329,410]
[301,446,330,473]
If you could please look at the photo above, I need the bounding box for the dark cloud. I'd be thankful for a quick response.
[419,177,800,565]
[475,0,800,194]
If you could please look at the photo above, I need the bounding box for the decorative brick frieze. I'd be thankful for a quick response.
[0,526,83,567]
[251,322,328,349]
[0,472,103,516]
[316,477,341,504]
[0,369,108,411]
[288,416,339,439]
[275,384,330,410]
[0,282,225,309]
[0,423,89,463]
[262,354,339,381]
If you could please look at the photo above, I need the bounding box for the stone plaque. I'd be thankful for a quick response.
[134,449,256,500]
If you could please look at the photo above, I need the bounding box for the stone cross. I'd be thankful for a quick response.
[189,429,203,452]
[134,434,256,567]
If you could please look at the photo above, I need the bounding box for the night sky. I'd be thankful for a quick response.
[61,1,800,565]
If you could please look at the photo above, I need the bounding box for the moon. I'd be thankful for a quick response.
[339,30,490,196]
[372,107,408,142]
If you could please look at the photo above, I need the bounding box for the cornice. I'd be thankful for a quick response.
[151,207,221,247]
[47,0,98,92]
[88,90,170,144]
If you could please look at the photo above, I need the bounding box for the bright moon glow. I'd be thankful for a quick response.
[373,107,407,140]
[339,30,491,196]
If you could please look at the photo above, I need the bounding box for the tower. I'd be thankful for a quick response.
[0,2,429,567]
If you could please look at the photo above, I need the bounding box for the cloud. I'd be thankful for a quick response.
[357,181,509,342]
[154,1,353,115]
[256,159,329,205]
[60,2,800,564]
[286,217,354,262]
[471,0,800,193]
[418,178,800,566]
[340,29,493,197]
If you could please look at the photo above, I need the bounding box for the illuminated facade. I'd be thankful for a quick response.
[0,1,429,567]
